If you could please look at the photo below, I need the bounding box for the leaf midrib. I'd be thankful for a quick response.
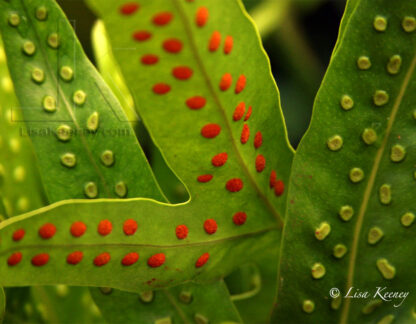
[339,50,416,324]
[0,225,278,256]
[171,0,283,228]
[20,0,111,197]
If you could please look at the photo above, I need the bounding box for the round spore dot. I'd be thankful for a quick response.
[39,223,56,239]
[94,252,111,267]
[211,153,228,167]
[195,253,209,268]
[8,252,22,266]
[120,2,139,15]
[197,174,213,183]
[12,229,25,241]
[67,251,83,265]
[255,155,266,172]
[70,221,87,237]
[176,225,189,239]
[153,12,173,26]
[163,39,183,53]
[98,220,112,236]
[153,83,171,95]
[204,219,217,234]
[226,178,243,192]
[147,253,165,267]
[274,180,285,196]
[186,96,206,110]
[133,30,152,42]
[201,124,221,138]
[123,219,138,235]
[122,252,139,266]
[31,253,49,267]
[233,212,247,225]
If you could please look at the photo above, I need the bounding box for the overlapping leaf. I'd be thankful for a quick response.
[272,0,416,323]
[0,0,293,296]
[0,34,104,324]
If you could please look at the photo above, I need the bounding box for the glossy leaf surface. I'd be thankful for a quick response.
[273,1,416,323]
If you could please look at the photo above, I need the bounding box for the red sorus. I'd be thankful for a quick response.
[98,219,112,236]
[269,170,277,188]
[132,30,152,42]
[209,31,221,52]
[31,253,49,267]
[211,152,228,167]
[226,178,244,192]
[123,219,138,236]
[233,212,247,225]
[141,54,159,65]
[175,225,188,239]
[224,36,233,54]
[195,253,209,268]
[39,223,56,239]
[219,73,232,91]
[244,106,252,121]
[147,253,165,267]
[235,75,247,94]
[94,252,111,267]
[233,102,246,121]
[122,252,139,266]
[203,219,217,234]
[197,174,213,183]
[153,83,171,95]
[196,6,209,27]
[12,229,25,241]
[67,251,83,265]
[254,131,263,149]
[163,38,183,53]
[172,66,193,80]
[186,96,206,110]
[201,123,221,138]
[119,2,139,15]
[153,12,173,26]
[274,180,285,197]
[255,155,266,172]
[240,124,250,144]
[7,252,22,266]
[70,221,87,237]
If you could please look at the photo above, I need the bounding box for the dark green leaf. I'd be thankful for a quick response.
[273,1,416,323]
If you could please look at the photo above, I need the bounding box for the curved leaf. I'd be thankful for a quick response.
[273,1,416,323]
[0,0,164,202]
[227,245,279,324]
[0,198,277,292]
[0,31,104,324]
[91,280,242,324]
[86,0,294,224]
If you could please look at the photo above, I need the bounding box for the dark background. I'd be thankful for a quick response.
[57,0,347,147]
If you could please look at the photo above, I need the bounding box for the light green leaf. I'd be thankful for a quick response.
[91,280,242,324]
[91,16,239,323]
[86,0,293,224]
[0,37,46,218]
[0,198,277,292]
[273,0,416,323]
